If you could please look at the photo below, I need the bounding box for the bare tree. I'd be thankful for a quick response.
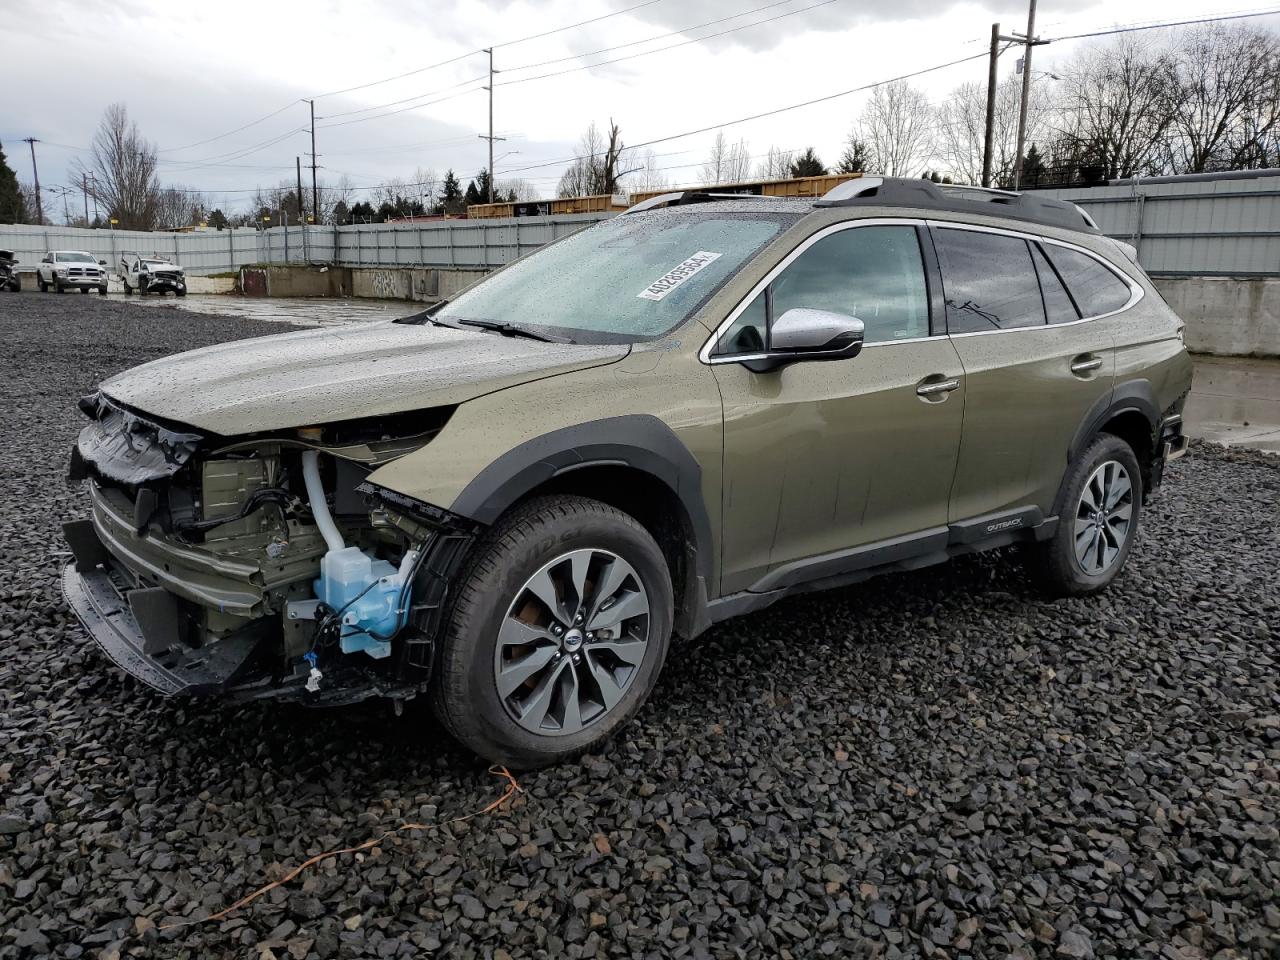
[701,131,730,185]
[620,148,668,193]
[724,138,751,183]
[76,104,160,230]
[1165,24,1280,173]
[852,81,936,176]
[701,132,750,184]
[152,186,207,229]
[495,177,540,201]
[556,121,625,197]
[754,145,795,179]
[1052,36,1181,181]
[937,73,1056,185]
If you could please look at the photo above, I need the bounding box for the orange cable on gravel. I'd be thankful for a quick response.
[160,765,523,930]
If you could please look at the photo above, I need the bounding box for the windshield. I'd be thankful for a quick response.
[433,210,792,343]
[56,252,96,263]
[142,260,173,268]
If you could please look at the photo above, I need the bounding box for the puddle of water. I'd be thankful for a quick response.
[121,293,422,327]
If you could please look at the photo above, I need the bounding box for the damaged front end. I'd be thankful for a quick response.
[61,392,477,706]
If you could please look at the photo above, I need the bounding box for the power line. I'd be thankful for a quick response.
[492,0,667,48]
[1048,6,1280,41]
[499,0,823,73]
[317,73,490,122]
[496,0,843,88]
[158,100,303,153]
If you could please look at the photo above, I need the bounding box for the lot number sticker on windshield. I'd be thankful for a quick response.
[637,251,722,301]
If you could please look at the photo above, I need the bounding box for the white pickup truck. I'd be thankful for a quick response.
[118,252,187,296]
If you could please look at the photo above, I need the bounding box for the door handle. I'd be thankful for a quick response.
[1070,355,1104,375]
[916,377,960,397]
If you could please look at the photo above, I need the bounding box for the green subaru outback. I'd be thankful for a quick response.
[63,177,1192,768]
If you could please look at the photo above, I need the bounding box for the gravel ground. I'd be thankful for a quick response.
[1,290,1278,960]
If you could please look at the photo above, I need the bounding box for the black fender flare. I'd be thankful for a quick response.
[1067,378,1160,466]
[448,415,715,583]
[1058,378,1161,513]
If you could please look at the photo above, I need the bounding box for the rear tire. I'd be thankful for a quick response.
[431,495,673,769]
[1029,433,1142,596]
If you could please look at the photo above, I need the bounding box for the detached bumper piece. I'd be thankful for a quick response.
[61,555,260,696]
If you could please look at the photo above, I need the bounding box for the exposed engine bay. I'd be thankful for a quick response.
[61,392,476,705]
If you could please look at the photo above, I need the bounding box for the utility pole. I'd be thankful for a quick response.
[81,172,90,226]
[308,99,319,225]
[23,138,42,224]
[297,155,308,262]
[479,48,506,204]
[1012,0,1045,190]
[981,24,1000,188]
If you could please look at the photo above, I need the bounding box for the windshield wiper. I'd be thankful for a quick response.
[456,318,573,343]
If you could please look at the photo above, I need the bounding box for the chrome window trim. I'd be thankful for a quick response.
[926,220,1145,334]
[699,217,938,365]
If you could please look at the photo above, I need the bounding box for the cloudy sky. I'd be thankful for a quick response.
[5,0,1279,212]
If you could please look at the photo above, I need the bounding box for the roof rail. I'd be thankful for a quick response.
[814,176,1099,234]
[622,191,783,215]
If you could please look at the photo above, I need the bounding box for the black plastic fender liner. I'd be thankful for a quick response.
[447,415,716,583]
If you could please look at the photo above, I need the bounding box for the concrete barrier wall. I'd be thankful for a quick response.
[1155,278,1280,358]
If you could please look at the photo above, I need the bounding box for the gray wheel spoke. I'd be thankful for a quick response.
[1108,503,1133,525]
[567,551,593,620]
[589,557,632,621]
[587,637,647,666]
[1105,471,1131,510]
[559,666,584,734]
[524,566,565,621]
[585,653,627,711]
[587,589,648,631]
[1076,527,1099,568]
[1074,517,1093,537]
[496,641,558,699]
[1080,477,1101,512]
[518,659,569,730]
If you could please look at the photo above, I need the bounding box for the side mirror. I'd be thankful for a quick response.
[98,259,107,266]
[743,308,865,373]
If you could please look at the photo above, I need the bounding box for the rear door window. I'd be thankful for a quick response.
[1030,243,1080,325]
[933,228,1046,334]
[1041,245,1133,318]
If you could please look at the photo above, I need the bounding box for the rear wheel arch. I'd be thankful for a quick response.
[1064,379,1159,510]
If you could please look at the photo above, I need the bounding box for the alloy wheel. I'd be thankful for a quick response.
[494,548,651,736]
[1074,460,1134,575]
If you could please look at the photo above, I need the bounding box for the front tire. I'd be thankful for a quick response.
[37,274,47,293]
[98,285,108,296]
[432,495,673,769]
[1030,433,1142,596]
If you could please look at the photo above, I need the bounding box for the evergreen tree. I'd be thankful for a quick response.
[349,200,376,222]
[330,201,350,225]
[207,209,229,230]
[836,139,869,174]
[464,179,483,207]
[440,170,464,214]
[1021,144,1048,189]
[789,147,827,178]
[0,141,27,223]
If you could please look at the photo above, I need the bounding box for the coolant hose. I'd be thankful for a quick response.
[300,449,347,553]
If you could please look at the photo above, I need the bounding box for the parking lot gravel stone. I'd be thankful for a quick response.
[1,290,1277,958]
